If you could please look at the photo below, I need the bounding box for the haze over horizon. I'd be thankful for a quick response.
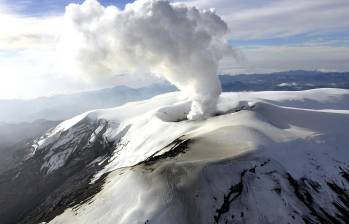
[0,0,349,99]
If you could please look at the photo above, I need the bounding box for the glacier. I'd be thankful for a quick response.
[0,88,349,224]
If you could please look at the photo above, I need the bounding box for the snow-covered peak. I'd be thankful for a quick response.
[32,89,349,177]
[41,88,349,224]
[3,88,349,224]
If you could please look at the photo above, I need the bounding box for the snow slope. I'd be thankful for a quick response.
[5,88,349,224]
[31,88,348,224]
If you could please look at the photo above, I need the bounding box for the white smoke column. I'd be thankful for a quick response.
[62,0,234,120]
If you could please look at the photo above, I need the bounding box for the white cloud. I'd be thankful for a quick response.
[0,0,348,100]
[176,0,349,74]
[0,3,75,99]
[61,0,235,119]
[220,44,349,74]
[0,3,62,49]
[174,0,349,39]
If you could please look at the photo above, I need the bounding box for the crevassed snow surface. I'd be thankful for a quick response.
[41,88,349,224]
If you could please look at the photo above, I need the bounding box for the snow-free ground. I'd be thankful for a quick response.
[36,88,349,224]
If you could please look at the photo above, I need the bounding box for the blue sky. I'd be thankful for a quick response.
[229,30,349,48]
[0,0,348,99]
[4,0,349,48]
[2,0,349,49]
[2,0,134,15]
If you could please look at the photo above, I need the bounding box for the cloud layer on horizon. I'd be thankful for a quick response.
[0,0,348,99]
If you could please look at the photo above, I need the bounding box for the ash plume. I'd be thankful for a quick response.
[62,0,235,120]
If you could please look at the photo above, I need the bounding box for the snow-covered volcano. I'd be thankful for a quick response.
[1,88,349,224]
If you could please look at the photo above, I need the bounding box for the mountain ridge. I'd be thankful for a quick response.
[1,70,349,123]
[0,88,348,224]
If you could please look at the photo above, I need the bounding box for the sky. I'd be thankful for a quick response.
[0,0,348,99]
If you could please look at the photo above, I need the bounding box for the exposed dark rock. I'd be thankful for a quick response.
[213,169,246,223]
[212,159,349,224]
[141,137,191,166]
[339,167,349,183]
[287,173,349,224]
[0,118,117,224]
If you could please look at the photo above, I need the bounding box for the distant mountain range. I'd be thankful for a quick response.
[220,70,349,91]
[0,120,60,173]
[0,70,348,123]
[0,84,176,123]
